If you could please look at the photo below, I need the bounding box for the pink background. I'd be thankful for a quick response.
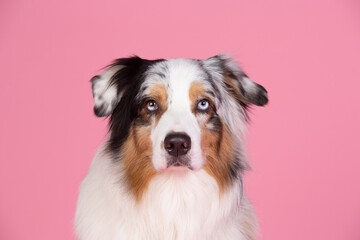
[1,0,360,239]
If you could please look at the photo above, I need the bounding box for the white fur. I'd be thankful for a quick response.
[241,77,258,95]
[148,59,207,171]
[75,146,257,240]
[92,66,123,116]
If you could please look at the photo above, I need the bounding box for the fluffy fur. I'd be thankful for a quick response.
[75,54,268,240]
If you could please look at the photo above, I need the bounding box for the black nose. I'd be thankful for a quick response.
[164,133,191,157]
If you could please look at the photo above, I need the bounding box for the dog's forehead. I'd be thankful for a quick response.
[141,58,212,100]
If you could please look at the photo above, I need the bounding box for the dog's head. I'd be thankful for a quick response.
[91,54,268,199]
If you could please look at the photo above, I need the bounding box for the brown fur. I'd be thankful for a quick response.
[189,81,235,192]
[121,83,169,202]
[122,125,157,202]
[202,122,235,192]
[146,83,168,123]
[224,75,250,105]
[123,81,236,200]
[189,81,212,106]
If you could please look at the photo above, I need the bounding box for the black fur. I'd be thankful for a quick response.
[208,113,222,133]
[252,84,268,106]
[105,56,164,155]
[229,156,243,181]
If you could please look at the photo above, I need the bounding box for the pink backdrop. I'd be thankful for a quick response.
[1,0,360,239]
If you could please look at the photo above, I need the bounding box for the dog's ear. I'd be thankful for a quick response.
[91,56,152,117]
[91,65,122,117]
[202,54,268,107]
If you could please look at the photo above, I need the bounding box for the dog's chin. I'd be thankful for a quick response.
[154,155,204,172]
[154,156,192,173]
[165,165,191,175]
[167,156,193,169]
[157,164,199,174]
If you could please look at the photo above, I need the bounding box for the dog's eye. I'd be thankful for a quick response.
[145,100,158,112]
[197,100,210,111]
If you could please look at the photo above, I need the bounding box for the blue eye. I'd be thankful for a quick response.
[197,100,209,111]
[146,100,158,111]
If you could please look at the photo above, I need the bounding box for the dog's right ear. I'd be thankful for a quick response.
[91,56,154,117]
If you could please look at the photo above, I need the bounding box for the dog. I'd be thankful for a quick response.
[75,54,268,240]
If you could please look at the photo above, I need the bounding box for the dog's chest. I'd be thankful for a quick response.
[112,171,242,239]
[76,155,252,240]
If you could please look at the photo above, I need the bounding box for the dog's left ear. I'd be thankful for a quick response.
[202,54,268,106]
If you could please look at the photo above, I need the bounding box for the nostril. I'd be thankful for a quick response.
[182,142,189,150]
[165,143,174,151]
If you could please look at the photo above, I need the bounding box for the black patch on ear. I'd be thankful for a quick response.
[253,84,268,106]
[236,72,268,106]
[105,56,164,155]
[215,55,269,109]
[94,104,107,117]
[234,81,268,108]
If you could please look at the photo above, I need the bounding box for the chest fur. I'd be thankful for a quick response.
[75,155,255,240]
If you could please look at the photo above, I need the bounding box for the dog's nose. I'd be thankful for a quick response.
[164,133,191,157]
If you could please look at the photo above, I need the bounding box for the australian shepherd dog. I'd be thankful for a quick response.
[75,54,268,240]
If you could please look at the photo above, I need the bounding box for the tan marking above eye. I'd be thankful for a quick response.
[147,83,168,107]
[189,81,214,113]
[144,83,168,124]
[189,81,206,104]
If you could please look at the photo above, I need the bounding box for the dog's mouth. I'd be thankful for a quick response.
[166,156,193,170]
